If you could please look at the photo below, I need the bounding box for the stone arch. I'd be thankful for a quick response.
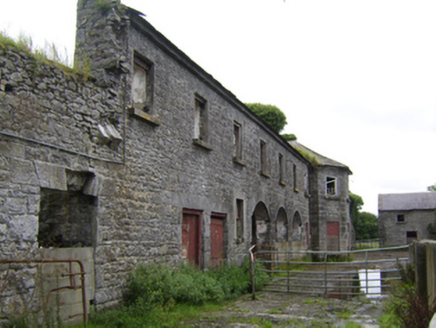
[251,202,271,246]
[276,207,288,242]
[291,211,302,241]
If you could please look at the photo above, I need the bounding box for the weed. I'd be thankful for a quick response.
[95,0,114,15]
[338,310,351,319]
[381,263,436,328]
[344,323,362,328]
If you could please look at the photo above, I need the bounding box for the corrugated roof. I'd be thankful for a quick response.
[378,192,436,211]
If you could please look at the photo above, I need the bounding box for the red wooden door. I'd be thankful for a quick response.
[182,210,201,267]
[210,216,225,267]
[326,221,339,251]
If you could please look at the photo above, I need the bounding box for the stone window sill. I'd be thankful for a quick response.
[233,156,247,166]
[324,195,340,201]
[129,108,162,126]
[193,138,213,151]
[260,171,271,178]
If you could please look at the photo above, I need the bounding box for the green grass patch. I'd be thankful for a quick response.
[70,259,267,328]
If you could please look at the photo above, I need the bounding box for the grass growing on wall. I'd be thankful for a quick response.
[0,30,91,81]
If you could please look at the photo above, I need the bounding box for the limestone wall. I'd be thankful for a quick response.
[379,209,435,247]
[0,0,311,312]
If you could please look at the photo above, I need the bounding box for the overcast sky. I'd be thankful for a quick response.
[1,0,436,215]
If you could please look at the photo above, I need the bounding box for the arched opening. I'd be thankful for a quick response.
[251,202,270,246]
[276,207,288,242]
[291,211,302,241]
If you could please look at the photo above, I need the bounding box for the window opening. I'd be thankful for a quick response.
[194,95,208,141]
[38,172,97,248]
[132,55,154,113]
[397,214,405,222]
[326,177,336,195]
[260,140,267,174]
[236,199,244,242]
[293,164,297,190]
[233,122,242,159]
[278,153,284,184]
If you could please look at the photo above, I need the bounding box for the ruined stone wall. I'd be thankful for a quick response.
[0,0,311,312]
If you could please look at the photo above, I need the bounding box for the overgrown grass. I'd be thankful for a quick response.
[74,259,267,328]
[0,30,90,80]
[380,263,436,328]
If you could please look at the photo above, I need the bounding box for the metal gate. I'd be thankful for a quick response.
[252,245,410,298]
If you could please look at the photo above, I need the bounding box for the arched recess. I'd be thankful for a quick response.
[276,207,288,242]
[251,202,271,246]
[291,211,302,241]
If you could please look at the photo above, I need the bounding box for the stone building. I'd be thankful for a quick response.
[0,0,352,317]
[290,141,353,252]
[379,192,436,247]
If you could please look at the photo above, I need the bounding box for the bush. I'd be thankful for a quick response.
[125,259,266,307]
[381,263,436,328]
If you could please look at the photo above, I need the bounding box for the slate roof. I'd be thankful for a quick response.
[288,140,352,173]
[378,192,436,211]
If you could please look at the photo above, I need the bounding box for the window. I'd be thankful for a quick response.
[326,177,336,195]
[130,54,161,125]
[132,55,154,113]
[293,164,298,191]
[278,153,285,185]
[194,95,207,140]
[397,214,405,222]
[233,122,242,160]
[260,140,268,176]
[236,199,244,242]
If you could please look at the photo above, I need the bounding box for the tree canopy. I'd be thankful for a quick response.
[245,103,287,133]
[349,192,378,240]
[354,212,379,240]
[349,192,363,226]
[428,184,436,192]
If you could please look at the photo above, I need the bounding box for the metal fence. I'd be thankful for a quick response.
[251,245,410,299]
[353,238,380,250]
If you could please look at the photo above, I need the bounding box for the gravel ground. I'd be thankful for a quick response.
[180,291,386,327]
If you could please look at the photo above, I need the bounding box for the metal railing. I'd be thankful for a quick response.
[353,238,380,250]
[251,245,409,299]
[0,258,87,327]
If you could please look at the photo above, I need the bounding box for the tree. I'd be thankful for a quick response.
[428,184,436,192]
[349,192,363,227]
[281,133,297,141]
[354,212,379,240]
[245,103,287,133]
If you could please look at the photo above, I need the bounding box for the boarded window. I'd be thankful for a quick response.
[132,56,154,113]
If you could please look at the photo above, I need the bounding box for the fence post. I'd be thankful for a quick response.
[324,252,328,296]
[287,250,290,293]
[365,250,369,295]
[249,245,256,300]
